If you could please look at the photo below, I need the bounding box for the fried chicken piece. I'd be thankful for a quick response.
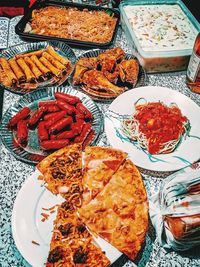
[99,58,119,84]
[117,59,139,85]
[82,70,124,96]
[72,65,88,85]
[97,47,125,63]
[77,57,98,69]
[72,57,98,85]
[97,48,125,84]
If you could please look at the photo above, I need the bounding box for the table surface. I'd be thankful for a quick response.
[1,16,200,267]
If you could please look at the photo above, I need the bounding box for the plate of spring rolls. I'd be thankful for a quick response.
[0,41,76,94]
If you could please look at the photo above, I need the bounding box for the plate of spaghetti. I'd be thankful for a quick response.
[104,86,200,172]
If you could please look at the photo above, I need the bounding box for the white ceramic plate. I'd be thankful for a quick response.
[12,170,122,267]
[104,86,200,172]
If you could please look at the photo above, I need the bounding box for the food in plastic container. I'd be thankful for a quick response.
[149,163,200,251]
[119,0,200,73]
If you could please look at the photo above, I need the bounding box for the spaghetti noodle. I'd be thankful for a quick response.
[122,101,190,154]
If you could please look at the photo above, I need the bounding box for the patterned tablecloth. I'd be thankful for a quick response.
[0,16,200,267]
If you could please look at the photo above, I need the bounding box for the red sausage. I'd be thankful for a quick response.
[17,120,28,146]
[56,130,77,140]
[76,103,94,120]
[54,92,81,105]
[44,111,63,121]
[38,121,48,142]
[70,119,85,135]
[40,139,70,150]
[45,110,66,129]
[49,116,73,134]
[82,128,94,149]
[50,134,57,140]
[75,110,85,120]
[38,100,57,107]
[28,106,47,127]
[74,122,92,143]
[46,105,60,113]
[57,99,76,115]
[8,107,30,128]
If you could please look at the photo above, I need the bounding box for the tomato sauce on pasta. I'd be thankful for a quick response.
[122,102,190,154]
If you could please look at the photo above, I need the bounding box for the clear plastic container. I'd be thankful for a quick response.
[119,0,200,73]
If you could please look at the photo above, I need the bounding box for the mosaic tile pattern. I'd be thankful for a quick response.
[0,15,200,267]
[0,18,9,49]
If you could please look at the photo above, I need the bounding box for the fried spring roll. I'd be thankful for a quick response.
[0,57,17,85]
[39,57,61,77]
[24,57,43,81]
[8,58,26,83]
[46,46,70,66]
[31,55,51,77]
[15,50,44,59]
[42,52,66,71]
[0,65,11,87]
[17,58,36,83]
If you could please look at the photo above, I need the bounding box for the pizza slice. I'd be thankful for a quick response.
[82,146,127,204]
[37,143,83,203]
[46,200,110,267]
[78,159,149,261]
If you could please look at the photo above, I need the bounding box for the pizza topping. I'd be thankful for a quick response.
[61,201,75,212]
[103,160,122,171]
[52,170,65,179]
[50,158,66,167]
[79,159,148,261]
[58,186,69,193]
[47,246,63,263]
[58,223,72,236]
[67,151,80,163]
[77,224,86,233]
[73,247,88,264]
[70,183,82,194]
[87,159,105,169]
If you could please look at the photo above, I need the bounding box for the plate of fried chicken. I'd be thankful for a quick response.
[70,47,146,101]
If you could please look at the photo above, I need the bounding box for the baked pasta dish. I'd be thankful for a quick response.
[25,6,118,44]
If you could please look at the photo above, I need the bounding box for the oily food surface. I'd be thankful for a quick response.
[37,145,148,265]
[79,159,148,261]
[0,46,72,92]
[72,47,140,99]
[46,201,110,267]
[122,101,190,155]
[7,91,96,163]
[29,6,117,44]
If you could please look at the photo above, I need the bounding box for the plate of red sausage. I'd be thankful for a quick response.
[0,86,103,164]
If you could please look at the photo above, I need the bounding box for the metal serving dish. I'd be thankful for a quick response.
[15,0,120,49]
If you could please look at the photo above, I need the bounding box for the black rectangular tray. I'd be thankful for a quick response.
[15,0,120,49]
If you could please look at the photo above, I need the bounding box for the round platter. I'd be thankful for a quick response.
[0,40,76,95]
[0,86,103,164]
[104,86,200,172]
[12,169,123,267]
[69,48,146,102]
